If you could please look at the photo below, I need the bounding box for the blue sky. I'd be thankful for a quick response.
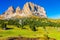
[0,0,60,19]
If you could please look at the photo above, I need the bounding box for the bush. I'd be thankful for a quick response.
[1,23,7,30]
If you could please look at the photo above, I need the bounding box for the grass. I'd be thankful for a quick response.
[0,26,60,40]
[45,27,60,40]
[0,28,43,38]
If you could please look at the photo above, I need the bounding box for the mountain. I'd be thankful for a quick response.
[2,6,14,19]
[0,2,47,19]
[23,2,47,18]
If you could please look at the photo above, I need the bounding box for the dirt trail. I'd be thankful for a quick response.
[6,36,56,40]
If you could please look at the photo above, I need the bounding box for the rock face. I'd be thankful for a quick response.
[23,2,47,18]
[16,6,21,14]
[5,6,14,15]
[0,2,47,19]
[3,6,14,19]
[0,15,4,19]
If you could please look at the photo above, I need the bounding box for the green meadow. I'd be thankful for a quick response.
[0,18,60,40]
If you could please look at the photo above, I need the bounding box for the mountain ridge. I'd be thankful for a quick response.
[0,2,47,19]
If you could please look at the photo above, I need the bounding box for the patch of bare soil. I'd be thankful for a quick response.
[6,36,56,40]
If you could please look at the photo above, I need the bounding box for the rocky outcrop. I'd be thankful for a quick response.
[23,2,34,17]
[23,2,47,18]
[5,6,14,15]
[0,2,47,19]
[16,6,21,14]
[0,15,4,19]
[3,6,14,19]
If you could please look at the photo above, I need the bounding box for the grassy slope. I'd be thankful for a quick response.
[0,18,60,40]
[0,26,60,40]
[46,27,60,40]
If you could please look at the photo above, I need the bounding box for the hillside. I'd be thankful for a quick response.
[0,18,60,40]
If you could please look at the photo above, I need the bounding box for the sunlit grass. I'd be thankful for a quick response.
[0,26,60,40]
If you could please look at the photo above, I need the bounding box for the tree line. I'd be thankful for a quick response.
[0,18,60,31]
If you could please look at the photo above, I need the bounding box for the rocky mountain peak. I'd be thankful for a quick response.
[16,6,21,13]
[7,6,14,12]
[3,6,14,19]
[23,2,47,18]
[0,2,47,19]
[5,6,14,14]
